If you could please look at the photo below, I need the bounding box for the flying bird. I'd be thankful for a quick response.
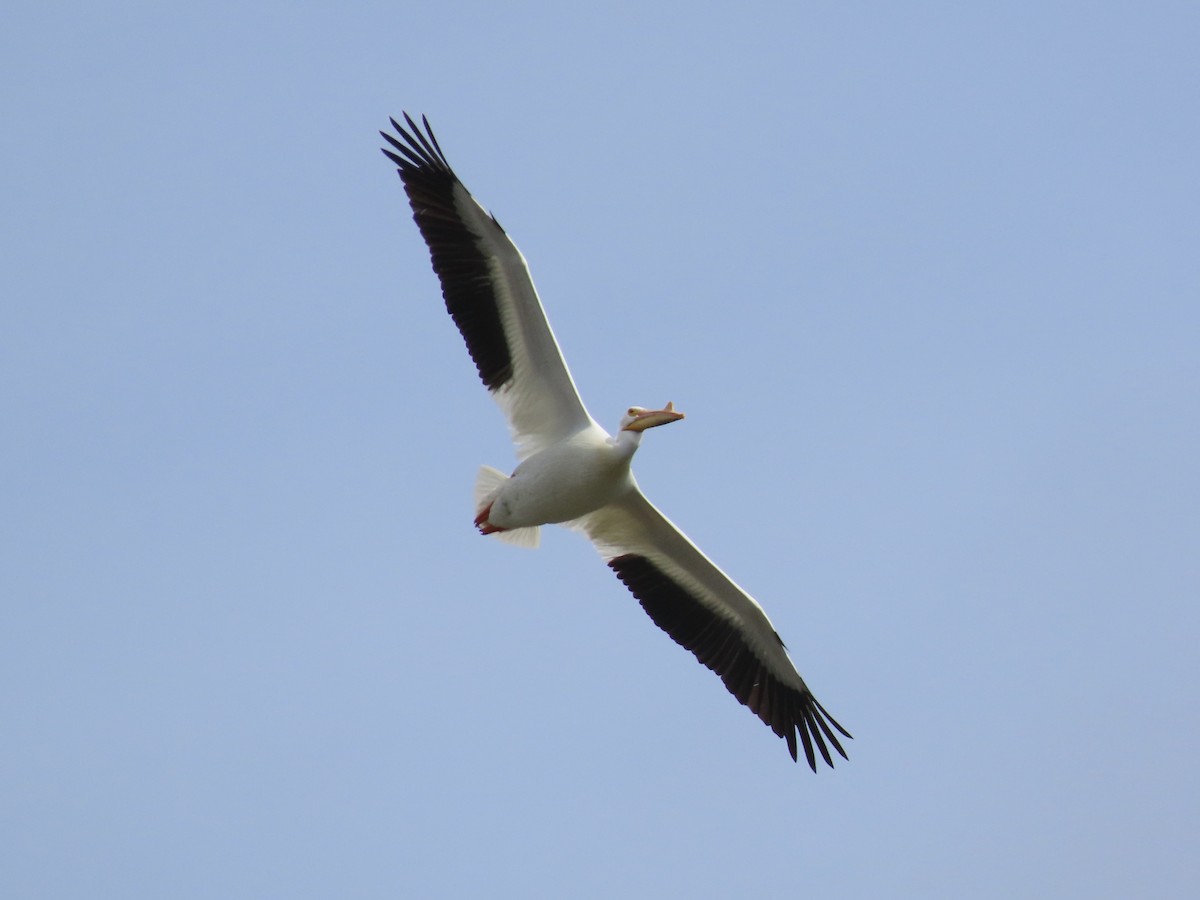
[381,114,851,770]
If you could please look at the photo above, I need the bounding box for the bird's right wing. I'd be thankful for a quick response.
[382,114,597,459]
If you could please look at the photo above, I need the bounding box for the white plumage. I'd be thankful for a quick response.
[382,114,851,770]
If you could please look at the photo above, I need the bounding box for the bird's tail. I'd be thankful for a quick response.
[474,466,540,548]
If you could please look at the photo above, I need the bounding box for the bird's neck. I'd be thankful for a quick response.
[611,428,643,463]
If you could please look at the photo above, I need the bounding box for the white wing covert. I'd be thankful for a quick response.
[576,490,851,770]
[381,114,597,458]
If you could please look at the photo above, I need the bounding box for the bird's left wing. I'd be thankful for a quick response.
[574,489,851,770]
[381,114,596,459]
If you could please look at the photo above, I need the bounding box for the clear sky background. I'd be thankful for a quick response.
[3,2,1197,897]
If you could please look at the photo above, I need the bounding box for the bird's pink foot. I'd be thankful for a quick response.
[474,502,504,535]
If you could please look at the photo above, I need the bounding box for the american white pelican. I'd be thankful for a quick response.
[381,114,851,770]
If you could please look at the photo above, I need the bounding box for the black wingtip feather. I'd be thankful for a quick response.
[380,113,514,391]
[607,553,851,771]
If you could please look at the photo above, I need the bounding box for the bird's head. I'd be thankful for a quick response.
[619,402,685,433]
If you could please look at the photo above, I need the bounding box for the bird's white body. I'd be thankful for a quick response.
[382,114,851,770]
[486,425,637,529]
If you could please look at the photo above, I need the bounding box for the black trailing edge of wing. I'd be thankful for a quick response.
[608,554,852,771]
[381,113,513,391]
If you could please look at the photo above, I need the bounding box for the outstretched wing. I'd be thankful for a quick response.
[381,114,598,458]
[576,490,851,770]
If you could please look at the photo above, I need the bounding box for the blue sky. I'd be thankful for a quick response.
[3,2,1198,897]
